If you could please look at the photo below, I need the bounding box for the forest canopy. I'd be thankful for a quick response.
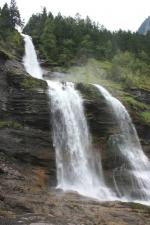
[23,8,150,67]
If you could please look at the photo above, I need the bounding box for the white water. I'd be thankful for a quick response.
[48,81,116,200]
[22,34,115,201]
[94,84,150,203]
[22,34,43,79]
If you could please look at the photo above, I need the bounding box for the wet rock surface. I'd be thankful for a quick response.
[0,57,56,220]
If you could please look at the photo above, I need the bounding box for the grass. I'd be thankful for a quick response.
[66,59,122,92]
[65,57,150,91]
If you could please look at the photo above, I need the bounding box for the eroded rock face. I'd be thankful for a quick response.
[76,83,121,168]
[0,57,56,215]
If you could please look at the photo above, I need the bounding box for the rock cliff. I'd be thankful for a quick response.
[0,50,150,224]
[0,56,56,217]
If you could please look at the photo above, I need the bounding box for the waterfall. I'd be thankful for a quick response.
[47,80,116,200]
[22,33,150,204]
[22,34,115,201]
[94,84,150,203]
[22,34,43,79]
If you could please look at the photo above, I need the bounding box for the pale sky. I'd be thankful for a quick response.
[0,0,150,31]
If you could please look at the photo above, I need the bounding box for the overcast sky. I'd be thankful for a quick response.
[0,0,150,31]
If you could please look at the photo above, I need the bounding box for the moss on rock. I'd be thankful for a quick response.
[21,76,47,89]
[7,69,47,90]
[0,48,13,60]
[76,82,103,102]
[139,111,150,124]
[121,96,149,110]
[0,120,23,129]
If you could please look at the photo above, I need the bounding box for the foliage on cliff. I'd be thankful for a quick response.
[0,0,23,59]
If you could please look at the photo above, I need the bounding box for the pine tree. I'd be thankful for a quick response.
[0,3,12,30]
[10,0,22,28]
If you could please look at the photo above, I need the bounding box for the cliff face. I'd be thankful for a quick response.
[0,56,56,215]
[0,53,150,224]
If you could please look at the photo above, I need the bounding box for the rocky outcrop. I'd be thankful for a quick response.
[0,56,56,217]
[76,83,119,164]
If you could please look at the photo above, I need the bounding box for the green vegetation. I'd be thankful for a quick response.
[65,57,150,91]
[76,83,101,102]
[24,9,150,68]
[0,120,23,129]
[0,0,22,32]
[121,96,149,110]
[0,0,24,59]
[21,76,47,89]
[139,112,150,123]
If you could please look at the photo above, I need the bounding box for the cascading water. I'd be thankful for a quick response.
[22,33,150,205]
[22,34,43,79]
[22,34,115,201]
[94,84,150,203]
[47,80,115,200]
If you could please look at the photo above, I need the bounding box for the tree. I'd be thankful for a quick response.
[0,3,12,31]
[10,0,22,28]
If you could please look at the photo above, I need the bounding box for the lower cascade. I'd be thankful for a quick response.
[22,33,150,205]
[94,84,150,203]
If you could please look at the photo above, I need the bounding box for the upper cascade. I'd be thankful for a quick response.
[22,34,43,79]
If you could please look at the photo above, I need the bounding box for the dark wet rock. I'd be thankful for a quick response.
[76,83,120,167]
[43,71,66,80]
[0,57,56,217]
[40,60,60,67]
